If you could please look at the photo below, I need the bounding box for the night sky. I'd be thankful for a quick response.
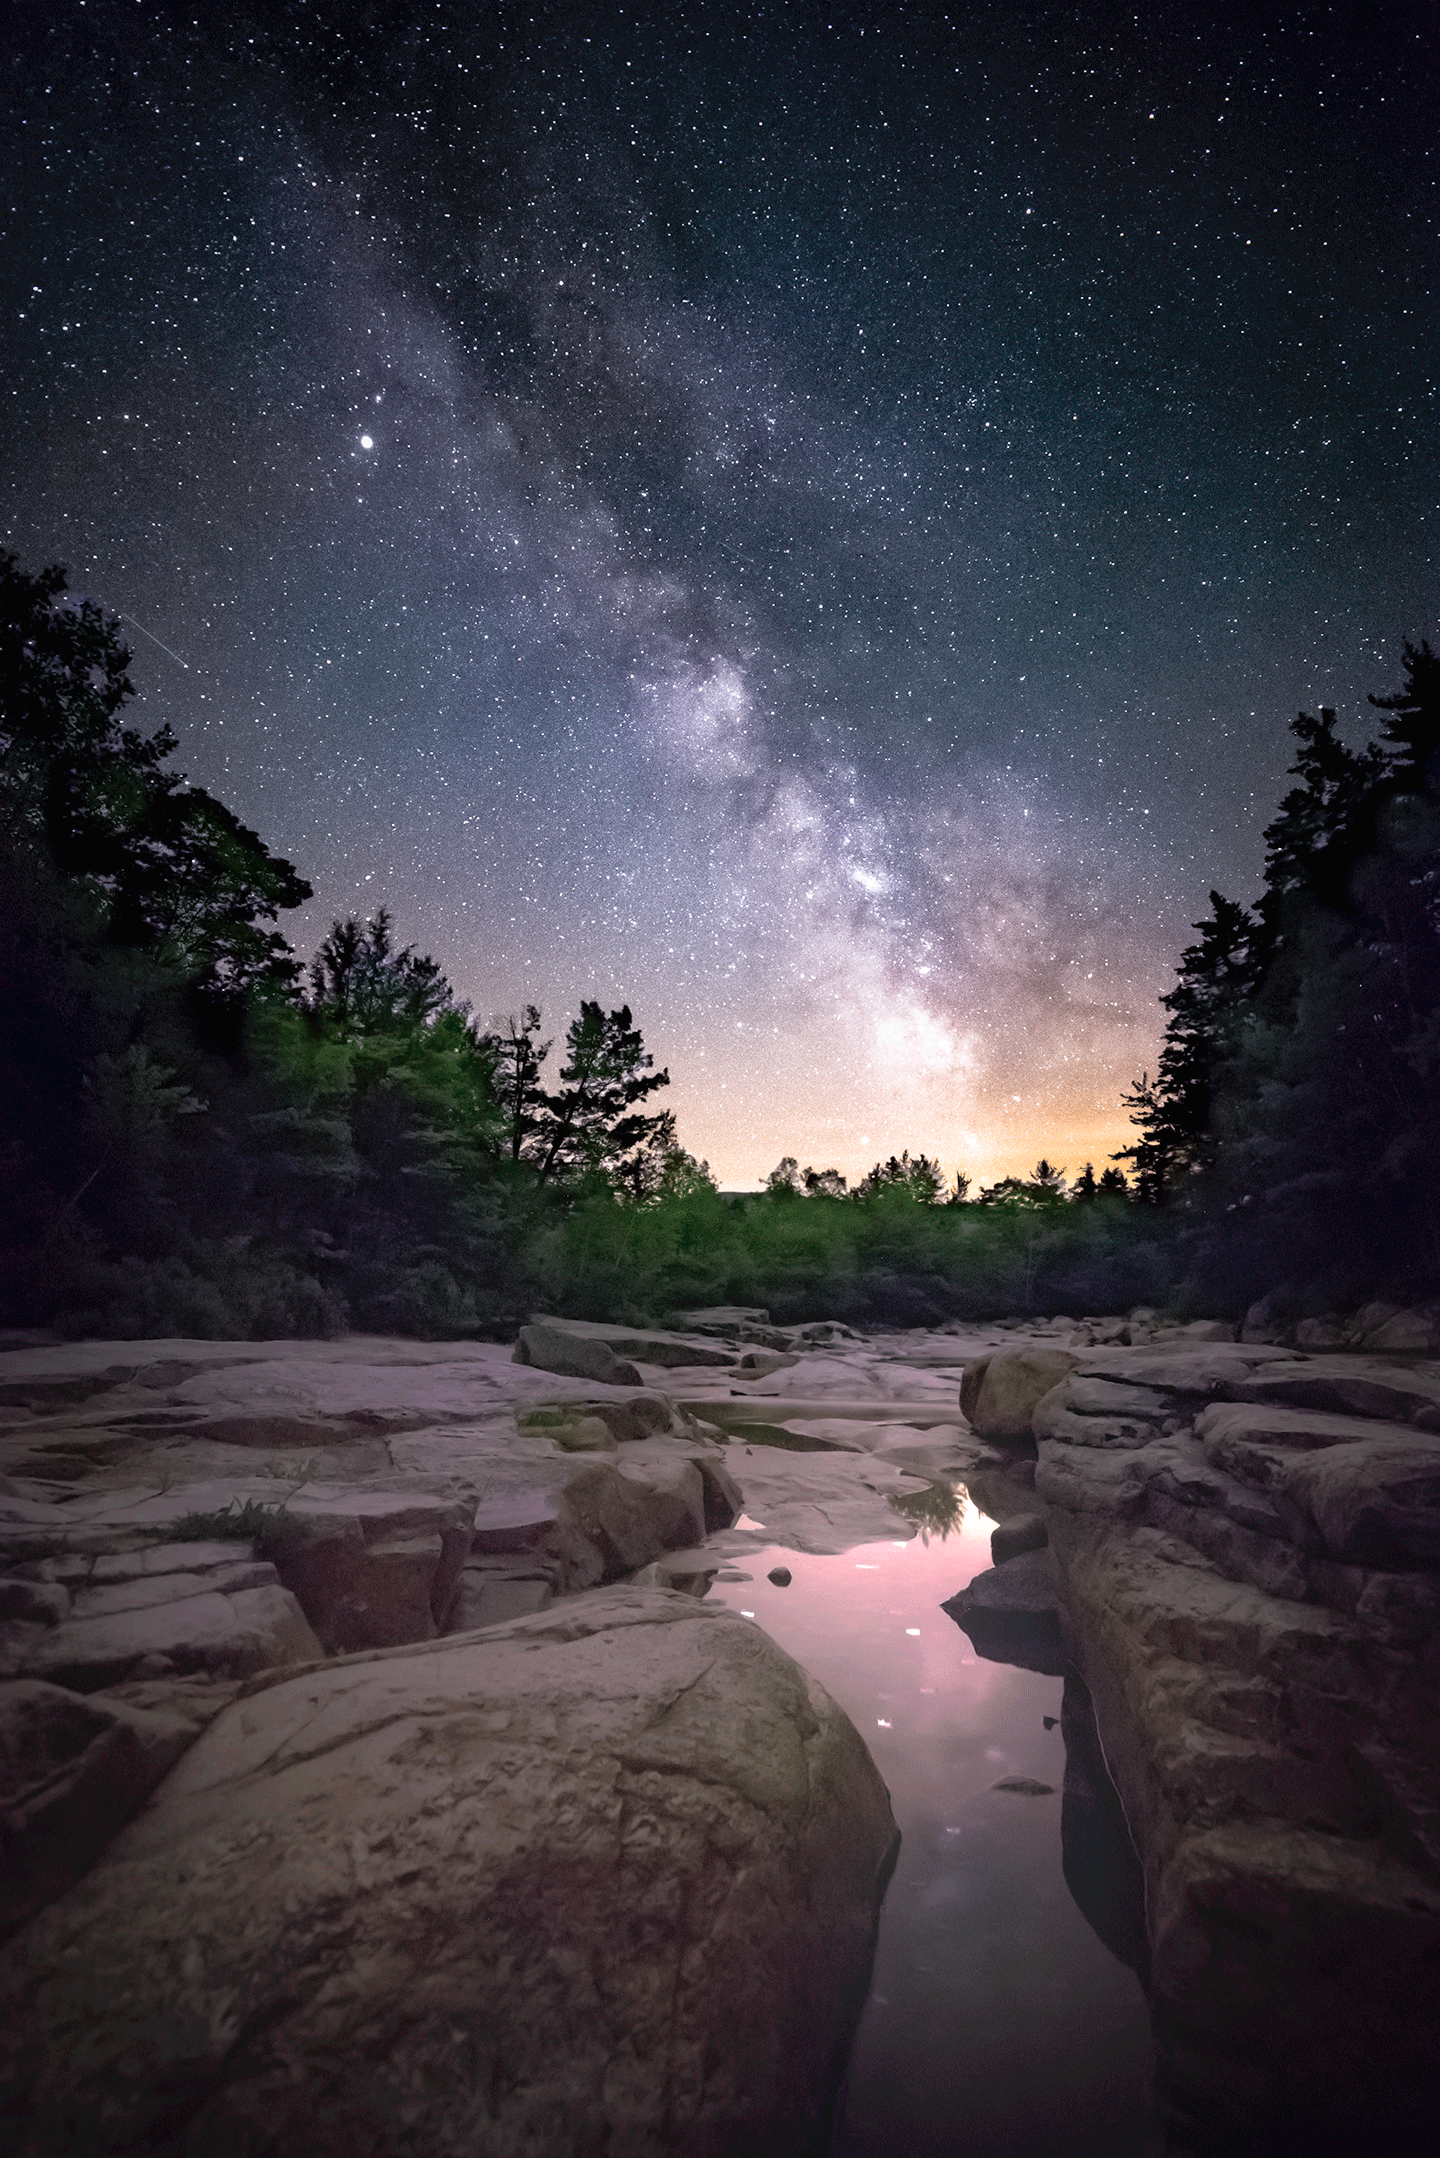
[3,1,1434,1187]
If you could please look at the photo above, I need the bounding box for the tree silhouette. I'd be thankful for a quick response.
[532,1003,671,1186]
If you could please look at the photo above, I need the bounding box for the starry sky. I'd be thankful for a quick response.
[2,0,1434,1187]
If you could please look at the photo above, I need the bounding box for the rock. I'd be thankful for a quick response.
[1195,1403,1440,1566]
[735,1349,801,1378]
[1223,1359,1440,1426]
[1041,1502,1440,2145]
[522,1318,737,1372]
[264,1491,474,1656]
[1356,1308,1440,1355]
[0,1679,198,1941]
[0,1590,899,2158]
[768,1565,793,1586]
[990,1513,1048,1564]
[469,1490,562,1554]
[992,1775,1056,1795]
[0,1581,68,1625]
[1033,1375,1172,1450]
[961,1347,1078,1441]
[447,1563,553,1630]
[665,1307,792,1352]
[1,1554,323,1692]
[1241,1294,1288,1344]
[554,1414,620,1452]
[942,1548,1067,1676]
[1035,1438,1158,1519]
[513,1322,644,1387]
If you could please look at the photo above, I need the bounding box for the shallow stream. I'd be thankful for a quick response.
[706,1485,1157,2156]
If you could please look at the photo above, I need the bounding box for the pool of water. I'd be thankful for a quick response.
[707,1487,1156,2157]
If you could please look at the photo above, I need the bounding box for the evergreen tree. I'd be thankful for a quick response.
[479,1005,552,1164]
[532,1003,671,1186]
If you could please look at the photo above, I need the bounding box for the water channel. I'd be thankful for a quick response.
[704,1481,1157,2157]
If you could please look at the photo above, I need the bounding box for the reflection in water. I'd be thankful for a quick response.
[705,1483,1155,2158]
[888,1478,966,1538]
[1060,1673,1151,1985]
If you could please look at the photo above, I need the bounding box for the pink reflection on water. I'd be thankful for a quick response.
[707,1489,1153,2158]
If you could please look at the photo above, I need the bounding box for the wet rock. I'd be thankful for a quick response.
[942,1548,1067,1676]
[990,1514,1048,1564]
[960,1347,1077,1441]
[0,1590,899,2158]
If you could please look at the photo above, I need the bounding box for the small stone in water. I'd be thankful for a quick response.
[992,1775,1056,1796]
[1043,1715,1058,1730]
[768,1565,793,1586]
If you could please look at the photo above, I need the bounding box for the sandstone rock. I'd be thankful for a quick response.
[1149,1820,1440,2147]
[469,1491,562,1554]
[942,1548,1067,1675]
[1040,1504,1440,2144]
[961,1347,1077,1441]
[0,1679,196,1942]
[0,1590,899,2158]
[1035,1437,1158,1519]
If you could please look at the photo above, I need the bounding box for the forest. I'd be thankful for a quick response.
[2,551,1436,1339]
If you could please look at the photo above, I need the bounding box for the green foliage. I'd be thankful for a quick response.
[168,1498,306,1556]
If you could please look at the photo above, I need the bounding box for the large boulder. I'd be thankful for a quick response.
[960,1347,1077,1441]
[0,1589,899,2158]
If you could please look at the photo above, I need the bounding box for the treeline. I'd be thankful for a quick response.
[0,555,692,1336]
[1120,638,1439,1316]
[2,552,1433,1337]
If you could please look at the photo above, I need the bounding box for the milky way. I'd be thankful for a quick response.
[2,1,1433,1184]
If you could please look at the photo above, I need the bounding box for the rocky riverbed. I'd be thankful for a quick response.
[2,1307,1439,2152]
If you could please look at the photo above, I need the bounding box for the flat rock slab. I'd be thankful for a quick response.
[0,1588,899,2158]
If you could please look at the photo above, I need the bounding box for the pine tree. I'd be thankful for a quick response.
[532,1003,671,1186]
